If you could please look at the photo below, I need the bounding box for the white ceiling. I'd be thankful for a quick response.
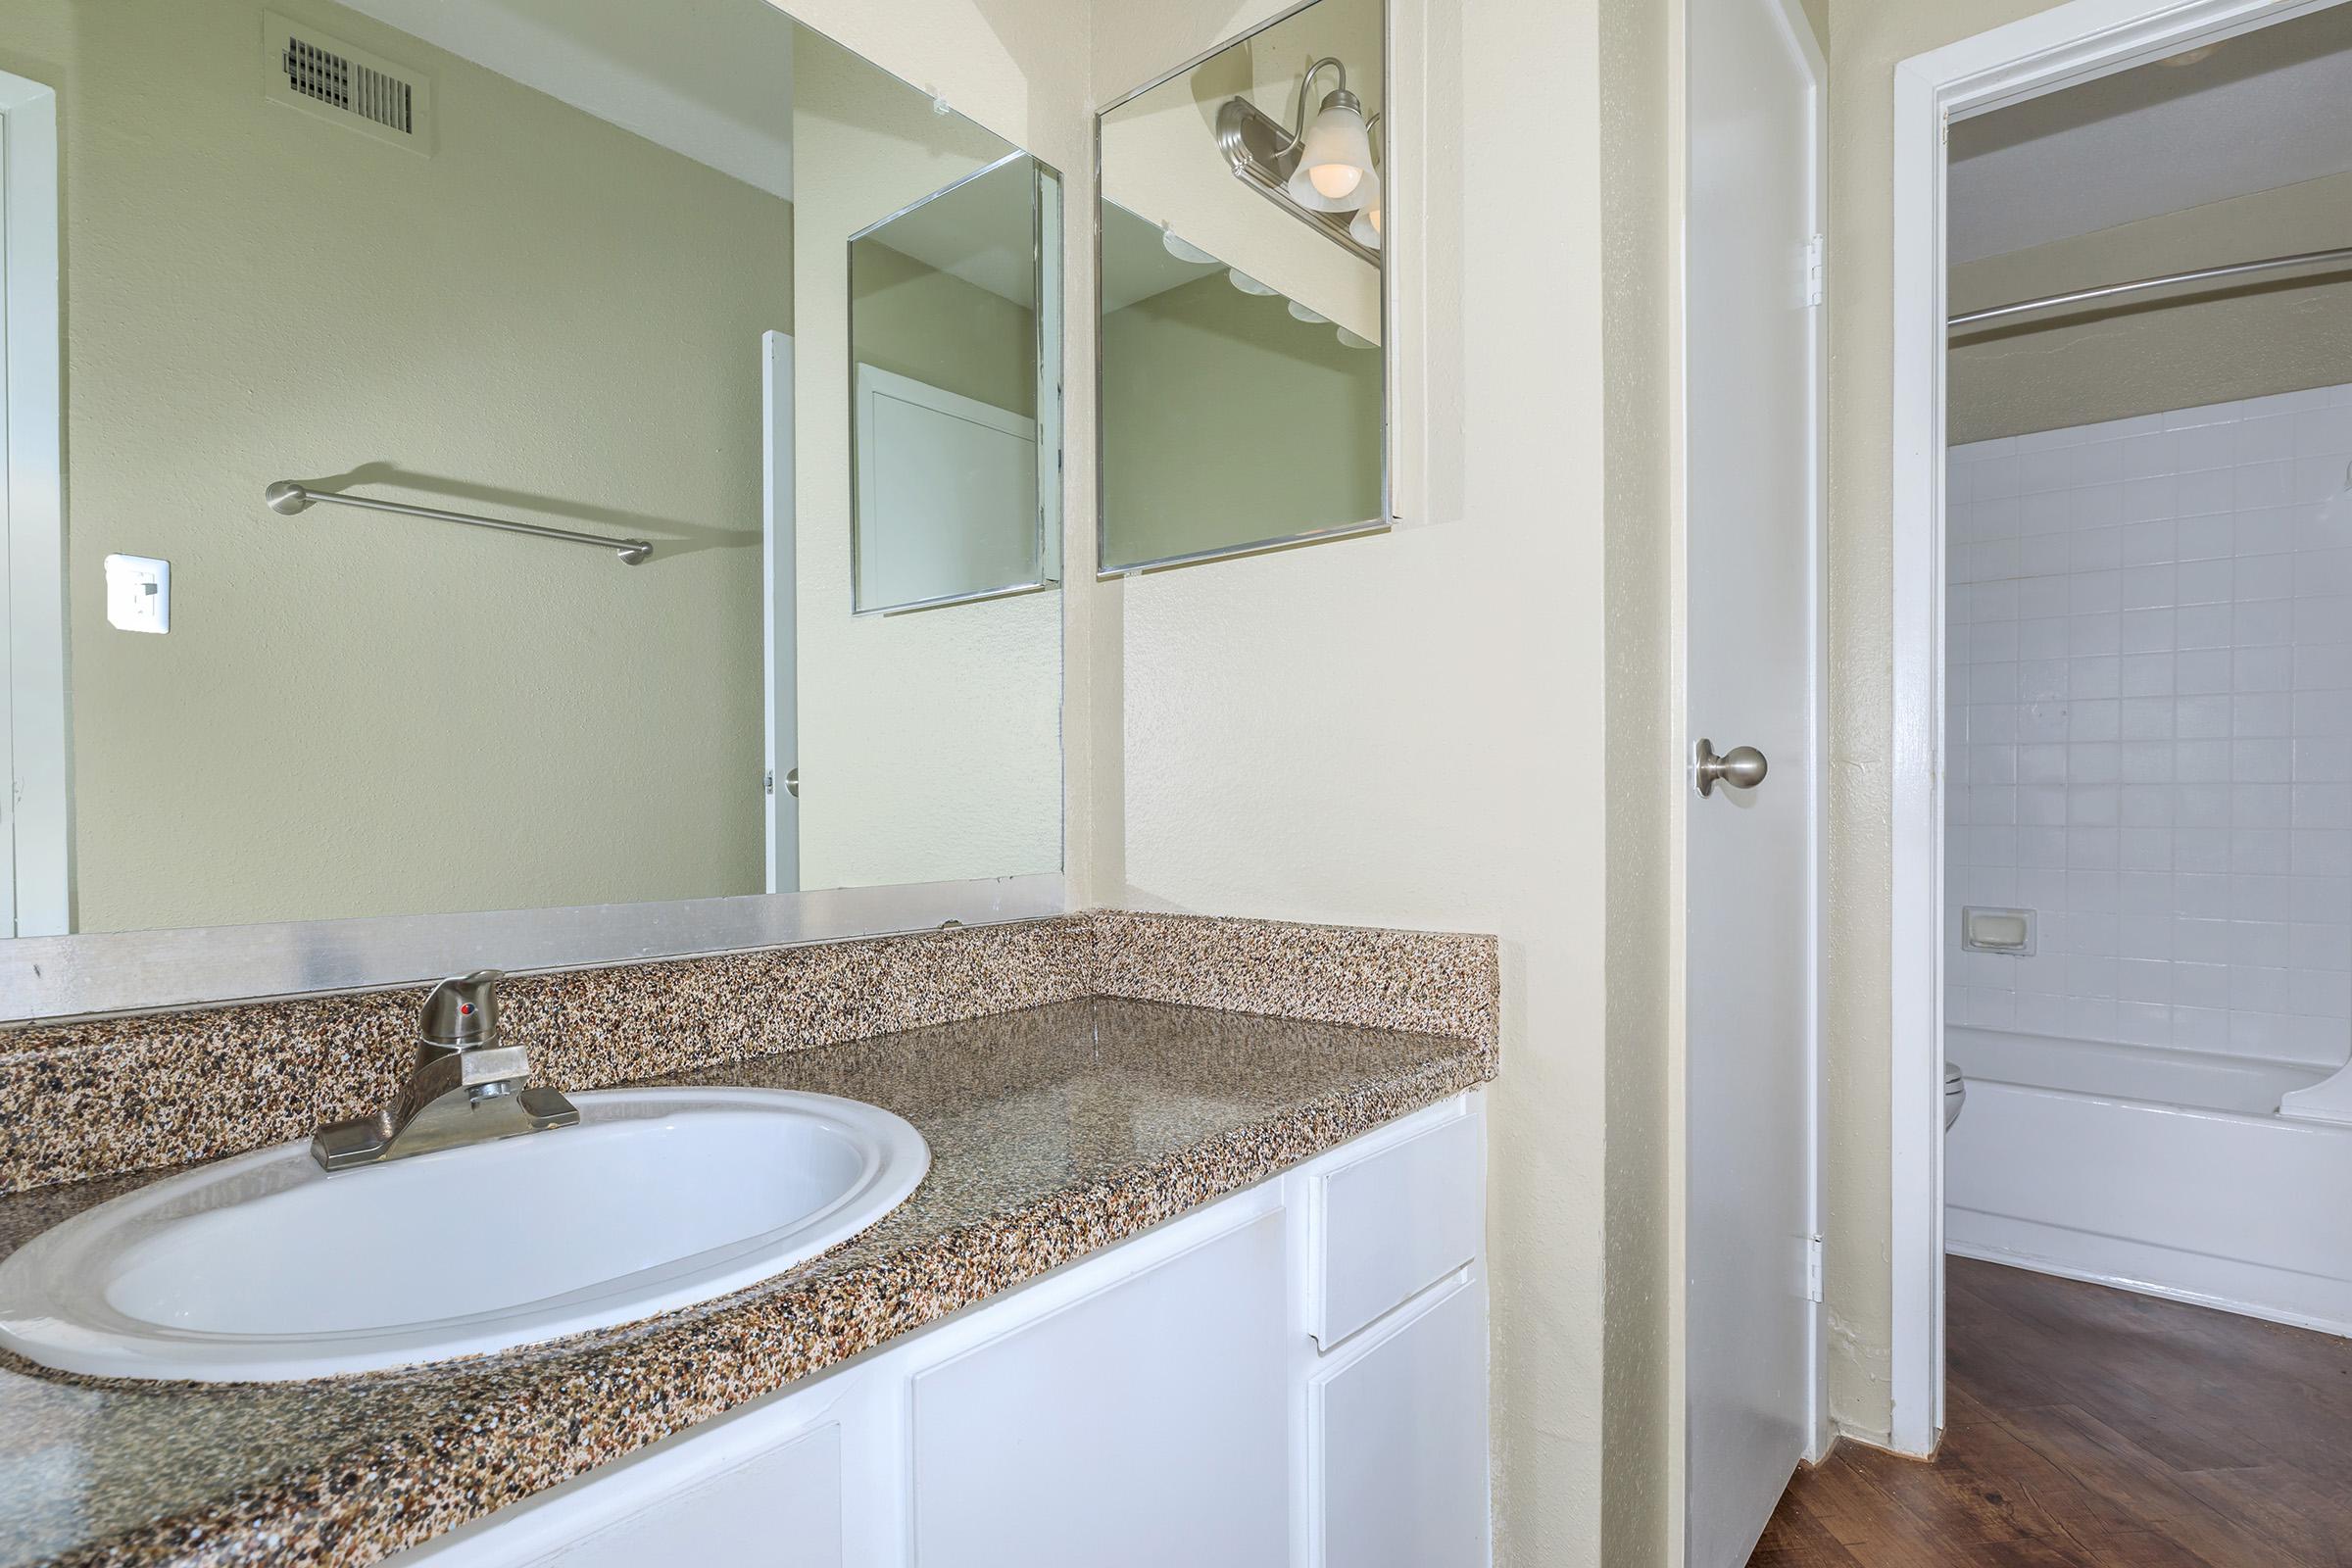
[1949,1,2352,263]
[342,0,797,200]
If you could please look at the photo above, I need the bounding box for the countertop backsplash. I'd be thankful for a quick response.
[0,910,1499,1195]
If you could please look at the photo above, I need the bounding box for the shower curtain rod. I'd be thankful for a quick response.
[1948,243,2352,330]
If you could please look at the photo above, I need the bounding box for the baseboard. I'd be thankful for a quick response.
[1946,1212,2352,1340]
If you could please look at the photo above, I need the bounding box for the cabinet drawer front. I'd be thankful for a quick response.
[1313,1104,1482,1348]
[1315,1278,1490,1568]
[519,1425,842,1568]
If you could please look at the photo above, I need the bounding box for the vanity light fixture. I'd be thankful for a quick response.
[1228,267,1278,295]
[1216,56,1382,264]
[1161,228,1217,266]
[1287,299,1331,324]
[1283,61,1377,212]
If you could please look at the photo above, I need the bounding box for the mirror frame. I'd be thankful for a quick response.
[1092,0,1395,578]
[0,21,1073,1025]
[0,877,1066,1022]
[848,151,1067,616]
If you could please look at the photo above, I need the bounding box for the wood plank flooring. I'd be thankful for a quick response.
[1748,1256,2352,1567]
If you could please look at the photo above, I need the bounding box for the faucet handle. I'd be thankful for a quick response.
[420,969,504,1050]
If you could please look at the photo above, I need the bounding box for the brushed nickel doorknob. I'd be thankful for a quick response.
[1694,738,1768,798]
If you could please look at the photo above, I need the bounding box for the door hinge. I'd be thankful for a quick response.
[1805,1235,1825,1302]
[764,768,775,797]
[1803,234,1826,308]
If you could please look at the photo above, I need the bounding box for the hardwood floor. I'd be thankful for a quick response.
[1749,1256,2352,1567]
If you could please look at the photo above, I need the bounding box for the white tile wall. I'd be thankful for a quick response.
[1946,382,2352,1071]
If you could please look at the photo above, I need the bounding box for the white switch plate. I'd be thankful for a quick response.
[103,554,170,634]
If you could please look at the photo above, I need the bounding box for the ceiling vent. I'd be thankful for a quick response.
[262,12,434,154]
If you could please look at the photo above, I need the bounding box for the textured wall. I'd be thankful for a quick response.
[1818,0,2067,1448]
[1092,0,1640,1558]
[1596,0,1679,1560]
[1951,171,2352,444]
[11,0,796,932]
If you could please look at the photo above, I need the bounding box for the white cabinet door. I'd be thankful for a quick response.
[1313,1275,1489,1568]
[908,1210,1289,1568]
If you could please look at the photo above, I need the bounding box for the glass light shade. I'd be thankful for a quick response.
[1286,299,1330,324]
[1161,229,1216,266]
[1285,96,1376,213]
[1349,205,1381,250]
[1227,267,1277,296]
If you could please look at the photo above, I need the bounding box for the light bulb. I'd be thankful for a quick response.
[1285,90,1377,213]
[1308,162,1363,200]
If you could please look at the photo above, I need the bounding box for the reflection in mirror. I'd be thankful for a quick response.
[851,155,1063,613]
[791,27,1063,892]
[0,1,1062,939]
[1097,0,1386,573]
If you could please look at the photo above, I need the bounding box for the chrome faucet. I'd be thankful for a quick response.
[310,970,579,1171]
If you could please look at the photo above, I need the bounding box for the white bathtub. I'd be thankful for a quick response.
[1944,1025,2351,1337]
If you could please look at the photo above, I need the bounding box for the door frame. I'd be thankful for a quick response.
[762,329,799,897]
[1886,0,2352,1458]
[0,69,68,939]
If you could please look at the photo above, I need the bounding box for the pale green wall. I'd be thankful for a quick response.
[1101,272,1381,566]
[2,0,796,932]
[852,242,1037,416]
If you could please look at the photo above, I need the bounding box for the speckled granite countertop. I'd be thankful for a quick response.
[0,997,1493,1568]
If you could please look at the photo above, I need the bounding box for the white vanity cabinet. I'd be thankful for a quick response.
[395,1094,1489,1568]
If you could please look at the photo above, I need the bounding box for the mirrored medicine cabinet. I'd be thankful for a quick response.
[1096,0,1391,574]
[0,0,1065,1015]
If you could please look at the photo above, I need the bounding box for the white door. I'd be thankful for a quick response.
[762,329,799,895]
[1683,0,1823,1562]
[852,365,1040,611]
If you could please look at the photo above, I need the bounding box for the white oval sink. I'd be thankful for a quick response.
[0,1088,928,1383]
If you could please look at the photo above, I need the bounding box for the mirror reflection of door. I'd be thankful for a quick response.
[762,329,799,896]
[849,154,1059,614]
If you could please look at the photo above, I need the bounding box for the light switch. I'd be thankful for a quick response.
[103,554,170,635]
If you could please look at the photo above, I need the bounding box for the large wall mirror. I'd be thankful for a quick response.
[1096,0,1388,574]
[0,0,1063,1012]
